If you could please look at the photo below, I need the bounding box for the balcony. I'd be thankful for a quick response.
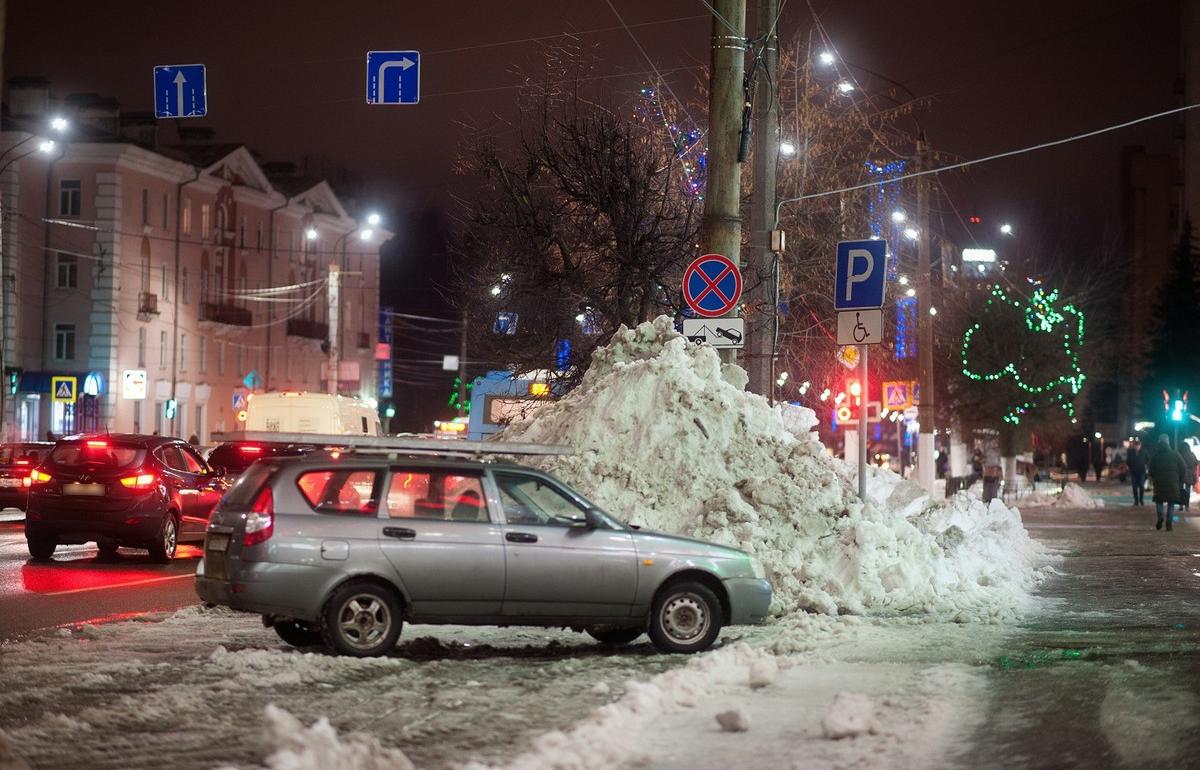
[137,292,159,319]
[287,318,329,340]
[200,301,252,327]
[358,332,370,349]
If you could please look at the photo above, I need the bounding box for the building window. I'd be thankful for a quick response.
[217,341,225,375]
[179,333,187,372]
[137,328,146,367]
[200,269,208,305]
[181,267,189,304]
[154,402,163,435]
[256,221,263,251]
[59,180,81,217]
[141,252,151,293]
[54,324,75,360]
[194,405,204,443]
[236,344,243,375]
[182,198,192,234]
[201,204,210,239]
[161,264,169,302]
[55,253,77,289]
[159,331,168,368]
[199,336,207,373]
[133,400,142,434]
[239,215,246,248]
[162,193,170,229]
[141,188,150,225]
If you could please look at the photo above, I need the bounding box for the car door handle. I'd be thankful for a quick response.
[505,532,538,544]
[382,526,416,540]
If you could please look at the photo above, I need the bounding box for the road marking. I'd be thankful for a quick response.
[41,573,193,596]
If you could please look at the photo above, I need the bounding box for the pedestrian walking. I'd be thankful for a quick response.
[1179,440,1198,512]
[1149,434,1187,530]
[1127,440,1147,507]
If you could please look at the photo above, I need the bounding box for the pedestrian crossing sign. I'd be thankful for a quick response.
[51,376,77,404]
[882,380,914,411]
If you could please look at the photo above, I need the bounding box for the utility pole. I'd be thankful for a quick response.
[701,0,746,363]
[916,135,935,492]
[327,262,339,396]
[746,0,778,397]
[457,310,468,417]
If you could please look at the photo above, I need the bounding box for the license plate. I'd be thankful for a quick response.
[63,483,104,496]
[0,478,20,487]
[206,533,231,552]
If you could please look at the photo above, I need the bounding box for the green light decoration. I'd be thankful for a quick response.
[448,376,473,415]
[960,284,1086,425]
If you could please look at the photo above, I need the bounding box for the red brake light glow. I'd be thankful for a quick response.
[15,459,29,466]
[119,472,157,490]
[86,440,108,449]
[243,486,274,546]
[239,445,263,454]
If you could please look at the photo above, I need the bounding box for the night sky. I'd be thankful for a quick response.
[5,0,1180,429]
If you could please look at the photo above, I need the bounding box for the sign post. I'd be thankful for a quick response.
[834,239,888,501]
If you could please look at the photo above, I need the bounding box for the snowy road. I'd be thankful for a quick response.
[2,504,1198,769]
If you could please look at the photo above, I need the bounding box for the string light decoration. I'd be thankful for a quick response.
[960,284,1086,425]
[865,160,907,277]
[637,86,707,198]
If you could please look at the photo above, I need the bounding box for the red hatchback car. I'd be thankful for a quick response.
[24,434,228,562]
[0,442,53,512]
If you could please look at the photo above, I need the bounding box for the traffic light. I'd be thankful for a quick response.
[384,402,396,419]
[164,398,177,421]
[5,367,20,396]
[1164,389,1189,423]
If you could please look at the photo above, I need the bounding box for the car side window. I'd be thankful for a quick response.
[296,469,381,515]
[156,445,187,472]
[385,470,490,522]
[178,445,207,474]
[493,473,587,527]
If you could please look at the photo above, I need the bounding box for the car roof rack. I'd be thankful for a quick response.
[209,431,572,460]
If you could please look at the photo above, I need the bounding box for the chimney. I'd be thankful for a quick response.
[7,76,51,119]
[119,111,158,148]
[64,93,121,137]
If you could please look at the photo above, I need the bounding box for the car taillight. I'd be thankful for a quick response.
[86,440,108,449]
[239,445,263,454]
[243,486,274,546]
[29,469,52,485]
[15,459,29,466]
[119,472,157,490]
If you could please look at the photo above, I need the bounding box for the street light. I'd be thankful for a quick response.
[819,50,836,66]
[358,229,373,241]
[836,81,855,94]
[366,212,382,227]
[779,141,797,157]
[904,227,919,241]
[37,140,55,154]
[305,227,318,241]
[891,210,907,223]
[50,116,69,132]
[1000,223,1014,235]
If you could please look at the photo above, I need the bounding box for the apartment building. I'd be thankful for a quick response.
[0,79,388,442]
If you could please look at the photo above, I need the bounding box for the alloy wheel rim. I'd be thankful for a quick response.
[164,520,176,556]
[337,594,391,650]
[660,593,709,645]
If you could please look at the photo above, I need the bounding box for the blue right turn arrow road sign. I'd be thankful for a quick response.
[366,51,421,105]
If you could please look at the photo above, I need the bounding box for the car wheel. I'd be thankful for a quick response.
[147,514,178,564]
[648,580,723,654]
[27,534,56,560]
[587,627,644,646]
[273,620,324,648]
[320,581,403,657]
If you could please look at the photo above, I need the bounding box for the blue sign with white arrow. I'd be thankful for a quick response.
[834,239,888,310]
[366,51,420,105]
[153,64,207,119]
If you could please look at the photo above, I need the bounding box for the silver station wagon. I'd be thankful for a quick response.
[195,440,771,657]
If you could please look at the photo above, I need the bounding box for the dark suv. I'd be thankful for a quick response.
[25,434,229,562]
[206,441,315,480]
[0,442,53,511]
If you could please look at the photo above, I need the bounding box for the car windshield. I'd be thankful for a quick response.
[49,440,145,470]
[0,445,49,464]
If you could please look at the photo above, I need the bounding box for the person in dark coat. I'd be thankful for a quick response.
[1148,434,1187,530]
[1179,440,1198,512]
[1127,440,1147,507]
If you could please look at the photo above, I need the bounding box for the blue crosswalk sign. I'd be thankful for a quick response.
[366,51,420,105]
[154,64,207,119]
[834,239,888,310]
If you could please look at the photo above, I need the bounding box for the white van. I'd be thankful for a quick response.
[245,392,382,436]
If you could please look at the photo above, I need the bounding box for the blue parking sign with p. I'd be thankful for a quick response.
[834,239,887,310]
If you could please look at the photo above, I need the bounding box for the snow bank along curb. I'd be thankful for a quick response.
[1015,482,1105,510]
[502,317,1048,622]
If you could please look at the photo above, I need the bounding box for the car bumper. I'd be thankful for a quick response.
[0,488,29,510]
[26,494,164,545]
[723,577,772,625]
[195,556,327,622]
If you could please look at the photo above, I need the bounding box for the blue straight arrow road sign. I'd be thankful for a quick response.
[153,64,207,119]
[366,51,421,105]
[834,239,888,310]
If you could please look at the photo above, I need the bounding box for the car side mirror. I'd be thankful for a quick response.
[570,508,600,530]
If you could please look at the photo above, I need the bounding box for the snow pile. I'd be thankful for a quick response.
[822,692,876,739]
[1016,482,1105,510]
[256,704,414,770]
[503,317,1046,621]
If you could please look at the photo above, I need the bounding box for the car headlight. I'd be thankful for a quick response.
[749,557,767,580]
